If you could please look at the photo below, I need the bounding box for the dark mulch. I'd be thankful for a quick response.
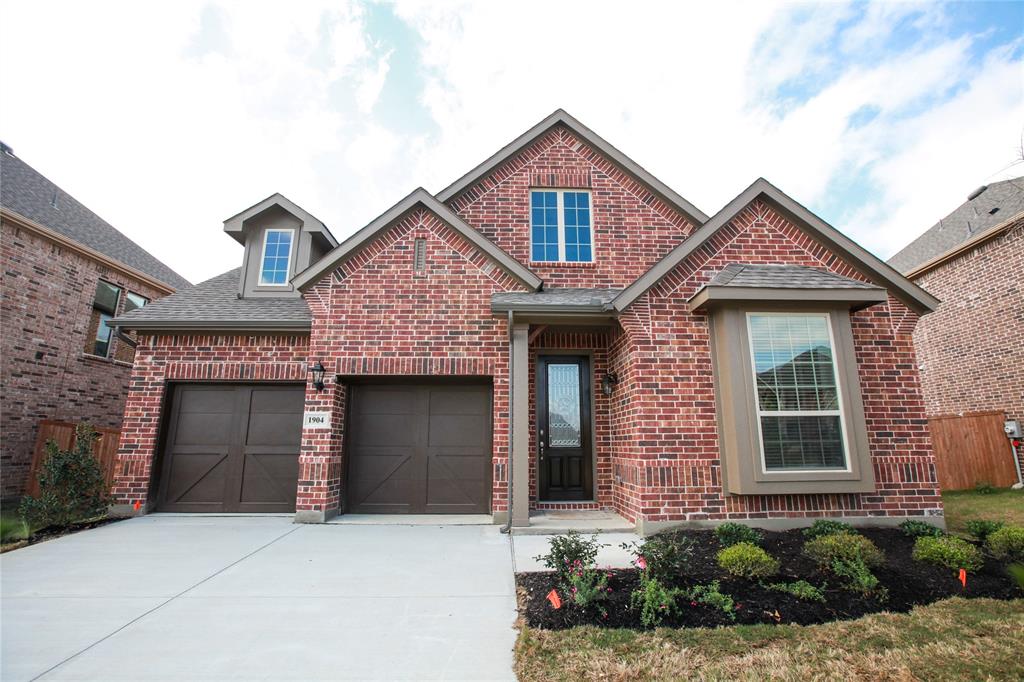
[0,517,124,553]
[517,527,1022,630]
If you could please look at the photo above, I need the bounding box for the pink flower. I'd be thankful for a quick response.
[690,601,697,607]
[636,556,647,570]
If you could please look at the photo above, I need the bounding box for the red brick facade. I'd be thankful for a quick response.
[110,119,943,528]
[910,217,1024,424]
[1,216,168,498]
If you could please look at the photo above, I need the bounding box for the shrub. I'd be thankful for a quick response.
[767,580,826,603]
[974,481,996,495]
[564,563,610,616]
[804,533,885,570]
[986,526,1024,562]
[803,519,855,539]
[715,522,762,547]
[684,581,735,619]
[621,532,692,581]
[0,516,31,544]
[833,558,886,599]
[630,573,683,627]
[913,535,984,573]
[716,542,779,579]
[965,519,1005,543]
[534,531,605,583]
[899,519,944,538]
[18,424,111,530]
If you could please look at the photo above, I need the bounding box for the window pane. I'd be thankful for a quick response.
[260,230,293,285]
[92,312,112,357]
[562,192,592,263]
[547,363,582,447]
[93,281,122,314]
[124,292,148,314]
[530,191,559,261]
[760,415,845,470]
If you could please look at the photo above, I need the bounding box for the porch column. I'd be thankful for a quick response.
[511,322,530,527]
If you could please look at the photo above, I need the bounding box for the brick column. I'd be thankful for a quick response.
[294,373,344,523]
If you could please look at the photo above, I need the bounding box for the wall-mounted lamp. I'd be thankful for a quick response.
[310,361,327,391]
[601,371,619,396]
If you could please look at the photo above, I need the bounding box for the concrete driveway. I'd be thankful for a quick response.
[1,516,517,681]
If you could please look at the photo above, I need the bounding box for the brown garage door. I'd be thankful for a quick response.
[347,383,491,514]
[157,384,304,513]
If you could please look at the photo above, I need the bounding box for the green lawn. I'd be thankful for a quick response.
[515,598,1024,681]
[942,487,1024,536]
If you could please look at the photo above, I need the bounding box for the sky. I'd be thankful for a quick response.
[1,0,1022,286]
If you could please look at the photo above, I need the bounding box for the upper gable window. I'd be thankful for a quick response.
[259,229,294,286]
[530,190,592,263]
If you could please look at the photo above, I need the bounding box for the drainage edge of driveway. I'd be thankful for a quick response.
[28,524,303,682]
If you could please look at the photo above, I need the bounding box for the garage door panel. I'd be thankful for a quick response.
[347,384,490,514]
[158,384,303,513]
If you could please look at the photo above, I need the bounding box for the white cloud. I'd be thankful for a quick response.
[0,0,1020,284]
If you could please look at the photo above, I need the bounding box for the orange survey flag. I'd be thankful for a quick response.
[546,589,562,609]
[959,568,967,588]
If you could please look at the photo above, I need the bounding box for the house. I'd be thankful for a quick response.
[888,177,1024,485]
[109,110,943,532]
[0,142,191,500]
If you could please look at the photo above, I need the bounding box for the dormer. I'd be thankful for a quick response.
[224,193,337,298]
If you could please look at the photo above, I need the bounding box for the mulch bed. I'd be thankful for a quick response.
[517,528,1022,630]
[0,517,123,553]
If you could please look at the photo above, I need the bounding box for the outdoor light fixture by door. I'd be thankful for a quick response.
[602,371,619,396]
[310,361,327,391]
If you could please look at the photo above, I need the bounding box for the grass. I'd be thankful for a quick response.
[0,511,32,545]
[942,488,1024,536]
[515,597,1024,681]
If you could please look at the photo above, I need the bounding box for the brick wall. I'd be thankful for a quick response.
[605,200,941,524]
[0,217,167,498]
[910,218,1024,424]
[111,333,310,506]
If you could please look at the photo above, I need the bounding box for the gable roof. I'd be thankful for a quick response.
[491,287,621,314]
[887,177,1024,274]
[612,178,939,314]
[688,263,887,311]
[110,267,310,331]
[222,192,337,247]
[0,144,191,291]
[434,109,709,227]
[291,187,543,291]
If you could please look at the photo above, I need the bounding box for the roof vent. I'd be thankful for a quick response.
[50,190,59,209]
[967,185,988,201]
[989,207,1000,215]
[0,141,12,156]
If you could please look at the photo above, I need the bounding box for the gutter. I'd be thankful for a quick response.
[106,318,312,333]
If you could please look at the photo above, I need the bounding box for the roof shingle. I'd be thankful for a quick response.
[707,263,877,289]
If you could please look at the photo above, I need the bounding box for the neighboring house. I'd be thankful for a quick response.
[0,142,190,499]
[888,177,1024,481]
[109,110,942,532]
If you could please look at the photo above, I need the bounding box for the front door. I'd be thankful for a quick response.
[537,355,592,501]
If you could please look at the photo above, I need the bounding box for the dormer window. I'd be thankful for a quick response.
[530,190,592,263]
[259,229,294,285]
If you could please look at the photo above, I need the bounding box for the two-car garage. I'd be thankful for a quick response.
[155,382,492,516]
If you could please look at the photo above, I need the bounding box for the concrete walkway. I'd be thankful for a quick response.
[1,516,517,681]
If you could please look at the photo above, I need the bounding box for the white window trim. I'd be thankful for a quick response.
[745,311,853,475]
[258,228,295,286]
[529,189,594,263]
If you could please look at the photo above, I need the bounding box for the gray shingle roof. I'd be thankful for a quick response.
[708,263,878,289]
[491,288,621,312]
[888,177,1024,274]
[0,146,191,290]
[111,268,310,330]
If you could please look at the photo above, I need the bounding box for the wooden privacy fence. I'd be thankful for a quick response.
[25,420,121,497]
[928,410,1018,491]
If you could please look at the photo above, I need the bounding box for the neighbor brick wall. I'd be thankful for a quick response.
[606,199,941,524]
[910,217,1024,424]
[447,124,696,289]
[0,217,167,498]
[110,333,310,507]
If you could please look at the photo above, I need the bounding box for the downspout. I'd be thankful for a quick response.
[501,310,515,534]
[114,326,138,350]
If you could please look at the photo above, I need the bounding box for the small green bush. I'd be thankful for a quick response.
[564,565,610,616]
[803,519,855,539]
[974,481,996,495]
[804,533,885,569]
[684,581,735,619]
[899,519,944,538]
[630,573,683,627]
[621,532,692,581]
[986,526,1024,562]
[18,424,111,530]
[716,542,779,579]
[913,535,984,573]
[534,531,605,583]
[965,519,1005,542]
[714,522,762,547]
[767,580,826,602]
[833,558,886,599]
[0,515,31,544]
